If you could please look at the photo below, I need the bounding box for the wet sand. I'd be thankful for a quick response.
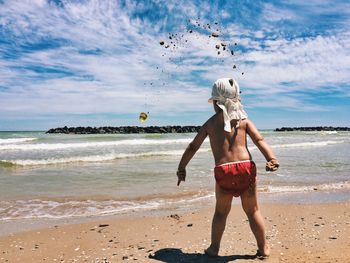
[0,202,349,262]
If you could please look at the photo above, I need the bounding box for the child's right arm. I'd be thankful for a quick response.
[177,123,208,186]
[246,119,279,171]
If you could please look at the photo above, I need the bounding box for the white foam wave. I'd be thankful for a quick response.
[0,138,342,152]
[1,148,211,166]
[1,181,349,220]
[0,138,37,144]
[269,140,343,149]
[0,199,162,220]
[0,193,214,220]
[261,181,350,193]
[322,131,338,134]
[0,138,194,151]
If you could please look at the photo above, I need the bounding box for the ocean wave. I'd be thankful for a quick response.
[0,138,37,144]
[0,137,343,152]
[260,181,350,193]
[0,193,214,220]
[0,199,162,220]
[0,148,211,166]
[1,181,349,220]
[321,131,338,134]
[0,138,194,151]
[270,140,344,149]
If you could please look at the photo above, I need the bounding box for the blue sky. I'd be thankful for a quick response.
[0,0,349,130]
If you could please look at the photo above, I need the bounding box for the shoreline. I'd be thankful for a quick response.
[0,202,349,262]
[1,189,349,238]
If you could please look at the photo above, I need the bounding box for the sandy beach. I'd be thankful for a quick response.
[1,130,349,262]
[1,202,349,263]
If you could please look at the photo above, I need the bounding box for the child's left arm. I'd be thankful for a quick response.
[177,124,208,186]
[246,119,279,172]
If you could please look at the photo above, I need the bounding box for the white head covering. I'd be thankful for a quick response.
[208,78,248,132]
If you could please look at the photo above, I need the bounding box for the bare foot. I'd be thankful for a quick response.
[204,245,219,257]
[257,244,270,258]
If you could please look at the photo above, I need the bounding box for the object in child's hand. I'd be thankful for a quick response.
[139,112,149,122]
[265,159,279,172]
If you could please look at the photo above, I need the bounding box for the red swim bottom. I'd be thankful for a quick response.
[214,160,256,197]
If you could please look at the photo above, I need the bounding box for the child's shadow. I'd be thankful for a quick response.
[149,248,258,262]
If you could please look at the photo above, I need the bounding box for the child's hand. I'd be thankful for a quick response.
[266,158,279,172]
[177,168,186,186]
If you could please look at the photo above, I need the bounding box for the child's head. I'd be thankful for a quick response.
[208,78,240,103]
[208,78,248,131]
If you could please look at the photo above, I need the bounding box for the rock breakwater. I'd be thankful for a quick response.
[275,126,350,132]
[46,126,201,134]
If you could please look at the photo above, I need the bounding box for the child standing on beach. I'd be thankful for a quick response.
[176,78,279,257]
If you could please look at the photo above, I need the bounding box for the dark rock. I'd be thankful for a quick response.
[169,214,180,220]
[275,127,350,132]
[46,126,202,134]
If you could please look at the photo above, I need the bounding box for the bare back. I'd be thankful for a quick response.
[206,113,251,165]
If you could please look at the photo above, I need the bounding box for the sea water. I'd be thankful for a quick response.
[0,130,349,234]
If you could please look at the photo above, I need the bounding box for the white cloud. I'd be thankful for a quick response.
[0,0,349,127]
[262,3,297,22]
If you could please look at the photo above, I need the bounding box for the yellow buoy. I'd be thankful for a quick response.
[139,112,149,122]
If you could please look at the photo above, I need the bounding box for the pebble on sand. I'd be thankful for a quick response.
[169,214,180,220]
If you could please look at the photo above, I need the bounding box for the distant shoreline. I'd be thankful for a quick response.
[44,125,350,134]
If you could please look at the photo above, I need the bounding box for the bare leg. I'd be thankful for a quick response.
[240,183,270,257]
[205,183,233,256]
